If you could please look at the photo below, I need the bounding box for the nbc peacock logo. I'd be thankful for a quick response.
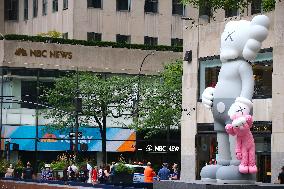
[15,48,28,56]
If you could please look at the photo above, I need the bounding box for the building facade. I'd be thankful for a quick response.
[1,0,193,46]
[0,38,182,165]
[181,1,283,184]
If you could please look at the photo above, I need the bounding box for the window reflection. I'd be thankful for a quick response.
[200,53,272,99]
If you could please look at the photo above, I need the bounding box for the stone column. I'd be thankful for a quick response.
[271,1,284,183]
[180,19,199,182]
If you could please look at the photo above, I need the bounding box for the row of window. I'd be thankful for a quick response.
[5,0,68,21]
[4,0,184,21]
[88,0,184,15]
[87,32,183,46]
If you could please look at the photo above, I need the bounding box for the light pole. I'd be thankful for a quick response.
[136,51,155,117]
[0,33,5,156]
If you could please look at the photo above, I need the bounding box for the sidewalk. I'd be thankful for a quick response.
[0,178,152,189]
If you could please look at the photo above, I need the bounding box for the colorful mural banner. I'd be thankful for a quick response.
[1,125,136,152]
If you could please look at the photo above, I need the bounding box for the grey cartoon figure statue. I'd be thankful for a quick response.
[200,15,270,184]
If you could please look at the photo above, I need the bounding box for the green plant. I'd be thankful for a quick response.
[50,154,69,170]
[0,159,9,174]
[262,0,276,12]
[38,30,62,38]
[114,163,134,175]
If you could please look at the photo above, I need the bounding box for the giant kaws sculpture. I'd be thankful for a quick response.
[200,15,269,183]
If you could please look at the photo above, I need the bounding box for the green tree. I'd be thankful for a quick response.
[40,72,136,164]
[180,0,276,18]
[262,0,276,12]
[132,60,182,138]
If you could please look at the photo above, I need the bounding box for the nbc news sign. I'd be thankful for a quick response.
[15,48,73,59]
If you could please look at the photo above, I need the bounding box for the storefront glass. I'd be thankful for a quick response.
[199,51,273,99]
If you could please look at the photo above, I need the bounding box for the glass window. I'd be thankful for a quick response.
[42,0,47,16]
[225,7,238,18]
[251,0,262,15]
[87,32,102,41]
[52,0,58,12]
[144,36,158,46]
[24,0,28,20]
[4,0,19,21]
[116,34,131,44]
[144,0,158,13]
[199,51,273,100]
[171,38,183,47]
[63,0,68,10]
[62,32,68,39]
[172,0,184,15]
[117,0,130,11]
[87,0,102,8]
[21,81,55,109]
[33,0,38,17]
[199,1,210,17]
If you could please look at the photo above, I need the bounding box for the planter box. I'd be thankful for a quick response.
[53,170,63,180]
[111,173,133,184]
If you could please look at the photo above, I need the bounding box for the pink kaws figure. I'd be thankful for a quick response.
[225,105,257,174]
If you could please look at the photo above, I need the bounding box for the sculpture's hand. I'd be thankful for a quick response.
[232,116,246,129]
[225,124,235,135]
[202,87,215,109]
[228,97,253,119]
[236,151,242,160]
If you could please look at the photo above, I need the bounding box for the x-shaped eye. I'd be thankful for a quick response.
[225,31,235,41]
[236,105,245,115]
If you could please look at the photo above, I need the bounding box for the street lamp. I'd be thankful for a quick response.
[136,51,155,117]
[0,33,5,156]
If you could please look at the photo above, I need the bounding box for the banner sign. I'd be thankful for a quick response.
[1,125,136,152]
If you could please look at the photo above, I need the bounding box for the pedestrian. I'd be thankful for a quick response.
[98,165,105,183]
[278,166,284,184]
[144,162,156,183]
[68,163,77,181]
[157,163,171,180]
[5,164,14,178]
[41,164,53,180]
[170,163,180,180]
[78,165,88,183]
[91,166,98,184]
[22,162,33,180]
[62,165,69,183]
[104,164,110,183]
[86,161,92,183]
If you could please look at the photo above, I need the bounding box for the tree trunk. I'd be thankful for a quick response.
[102,103,107,165]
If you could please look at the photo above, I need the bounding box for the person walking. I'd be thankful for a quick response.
[278,166,284,184]
[22,162,33,180]
[86,161,92,183]
[91,166,98,184]
[5,164,14,178]
[144,162,156,183]
[170,163,180,180]
[157,163,171,181]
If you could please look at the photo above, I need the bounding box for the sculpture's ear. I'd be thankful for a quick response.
[242,15,270,61]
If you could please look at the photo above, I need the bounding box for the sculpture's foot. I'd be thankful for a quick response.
[239,164,249,174]
[249,165,258,174]
[216,165,256,184]
[200,164,222,182]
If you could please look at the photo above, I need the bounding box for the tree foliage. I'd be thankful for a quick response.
[181,0,251,17]
[40,72,136,131]
[180,0,276,17]
[262,0,276,12]
[132,60,182,138]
